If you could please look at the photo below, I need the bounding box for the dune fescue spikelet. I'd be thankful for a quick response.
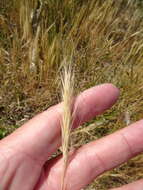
[61,64,74,190]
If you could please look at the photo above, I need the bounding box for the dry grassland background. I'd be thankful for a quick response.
[0,0,143,189]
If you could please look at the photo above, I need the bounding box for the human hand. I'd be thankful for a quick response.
[0,84,143,190]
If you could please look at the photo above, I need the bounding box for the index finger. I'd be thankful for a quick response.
[0,84,119,164]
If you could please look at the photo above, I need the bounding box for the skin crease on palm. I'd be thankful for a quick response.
[0,84,143,190]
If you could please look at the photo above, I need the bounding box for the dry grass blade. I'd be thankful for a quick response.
[61,64,74,190]
[29,25,41,73]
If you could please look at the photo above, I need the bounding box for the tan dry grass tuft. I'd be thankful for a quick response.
[20,0,32,40]
[29,25,41,73]
[61,63,74,190]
